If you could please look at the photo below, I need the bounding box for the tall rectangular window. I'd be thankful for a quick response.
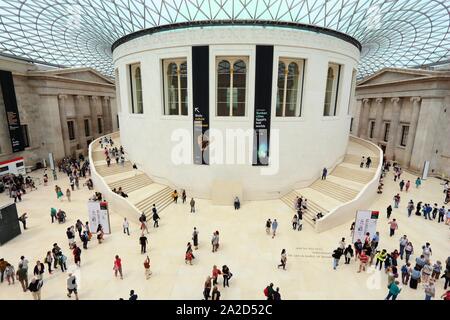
[117,114,120,129]
[383,123,390,142]
[216,57,248,117]
[67,121,75,140]
[276,58,305,117]
[369,121,375,139]
[84,119,90,137]
[128,63,143,114]
[115,68,121,112]
[163,59,188,115]
[98,118,103,134]
[350,118,354,133]
[347,69,357,115]
[400,125,409,146]
[21,124,30,148]
[323,63,342,116]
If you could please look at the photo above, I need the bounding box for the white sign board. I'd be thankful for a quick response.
[352,210,379,244]
[87,201,111,234]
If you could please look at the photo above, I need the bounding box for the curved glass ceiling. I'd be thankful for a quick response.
[0,0,448,78]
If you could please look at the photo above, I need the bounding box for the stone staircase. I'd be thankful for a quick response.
[331,166,374,184]
[343,154,380,166]
[134,186,174,218]
[310,180,358,203]
[281,191,328,227]
[108,173,153,194]
[95,161,133,177]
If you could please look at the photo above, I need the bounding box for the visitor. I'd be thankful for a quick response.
[409,266,421,289]
[421,261,433,283]
[371,232,380,250]
[393,193,400,208]
[16,264,28,292]
[354,239,363,261]
[385,281,401,300]
[321,167,327,180]
[405,180,411,192]
[18,213,28,230]
[129,290,138,300]
[192,227,199,250]
[203,276,212,300]
[344,245,353,264]
[4,263,15,285]
[366,157,372,168]
[222,265,232,287]
[422,242,432,261]
[292,214,298,230]
[97,224,104,244]
[438,206,445,223]
[44,251,53,274]
[357,250,369,273]
[234,196,240,210]
[212,265,222,286]
[50,207,57,223]
[338,238,346,251]
[67,273,79,300]
[360,156,365,168]
[386,205,393,219]
[399,180,405,191]
[33,261,45,280]
[271,219,278,238]
[190,198,195,213]
[139,233,148,254]
[172,190,178,203]
[415,177,421,188]
[28,277,43,300]
[332,248,343,270]
[405,242,414,263]
[401,263,411,285]
[432,261,442,280]
[407,200,414,217]
[144,256,152,279]
[211,285,221,300]
[264,283,275,300]
[277,249,287,270]
[350,222,355,238]
[66,188,71,202]
[113,255,123,279]
[182,189,187,204]
[375,249,388,270]
[273,288,281,300]
[152,207,160,228]
[424,279,436,300]
[265,219,272,235]
[388,219,398,237]
[123,218,130,236]
[211,231,220,253]
[72,244,81,267]
[139,213,149,234]
[442,268,450,289]
[399,235,408,260]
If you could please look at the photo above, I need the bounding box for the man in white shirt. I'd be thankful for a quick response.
[123,218,130,236]
[67,273,79,300]
[399,235,409,260]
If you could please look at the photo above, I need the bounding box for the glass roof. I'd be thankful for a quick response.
[0,0,448,79]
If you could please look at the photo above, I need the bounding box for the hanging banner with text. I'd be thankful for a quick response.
[0,70,25,152]
[192,46,210,165]
[252,46,273,166]
[87,200,111,234]
[352,210,379,243]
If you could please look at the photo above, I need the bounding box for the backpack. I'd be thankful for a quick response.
[264,287,269,297]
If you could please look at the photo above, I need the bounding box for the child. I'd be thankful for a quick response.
[185,251,193,265]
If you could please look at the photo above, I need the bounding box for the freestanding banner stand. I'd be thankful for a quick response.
[0,203,21,245]
[352,210,379,243]
[87,200,111,234]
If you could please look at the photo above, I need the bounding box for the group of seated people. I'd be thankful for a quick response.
[90,192,103,202]
[112,187,128,198]
[312,212,324,223]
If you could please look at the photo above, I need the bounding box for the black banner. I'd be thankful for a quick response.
[0,203,21,245]
[253,46,274,166]
[192,46,210,165]
[0,70,25,152]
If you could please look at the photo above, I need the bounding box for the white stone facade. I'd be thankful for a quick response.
[350,67,450,178]
[113,26,360,199]
[0,55,118,167]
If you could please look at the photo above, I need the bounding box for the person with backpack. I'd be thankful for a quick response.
[264,283,275,300]
[139,213,149,234]
[385,281,401,300]
[28,277,43,300]
[401,263,411,285]
[67,273,79,300]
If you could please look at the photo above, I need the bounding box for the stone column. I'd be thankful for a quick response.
[101,96,112,133]
[358,98,371,138]
[386,97,401,159]
[373,98,385,142]
[58,94,70,156]
[404,97,421,167]
[74,95,86,151]
[89,96,99,138]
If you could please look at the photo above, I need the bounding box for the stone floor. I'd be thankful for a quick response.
[0,169,448,300]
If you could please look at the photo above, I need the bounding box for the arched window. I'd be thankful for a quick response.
[163,59,188,115]
[135,67,143,114]
[216,57,248,116]
[323,63,342,116]
[129,63,144,114]
[276,59,304,117]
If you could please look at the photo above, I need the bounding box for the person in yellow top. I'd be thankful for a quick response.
[375,249,388,270]
[172,190,178,203]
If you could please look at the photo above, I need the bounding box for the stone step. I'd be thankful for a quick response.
[135,187,173,217]
[108,173,153,194]
[310,180,357,203]
[331,166,373,184]
[95,162,133,177]
[280,190,328,227]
